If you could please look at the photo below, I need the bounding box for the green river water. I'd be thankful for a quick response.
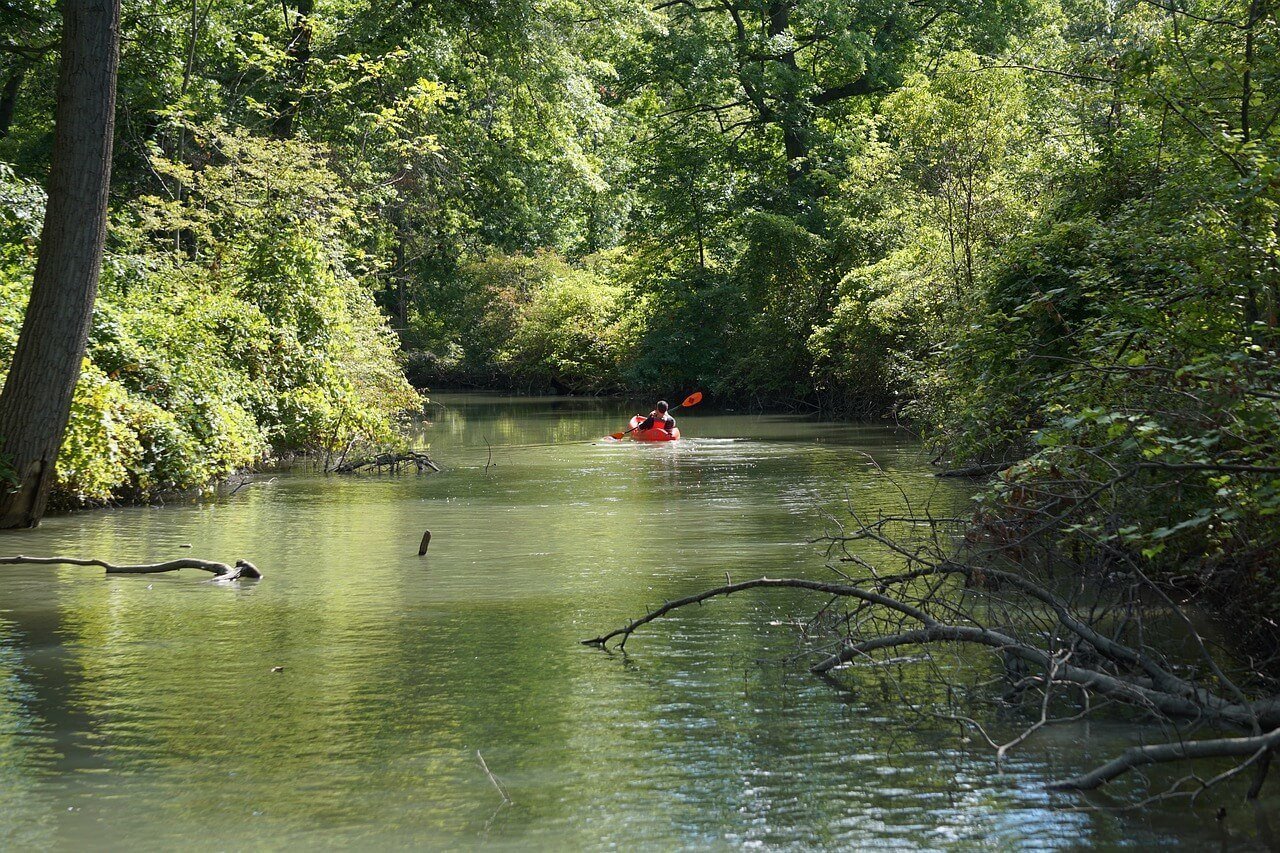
[0,393,1271,849]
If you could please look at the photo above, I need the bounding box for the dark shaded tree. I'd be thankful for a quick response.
[0,0,120,527]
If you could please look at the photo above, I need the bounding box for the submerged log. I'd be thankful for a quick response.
[0,554,262,580]
[332,451,440,475]
[934,462,1015,478]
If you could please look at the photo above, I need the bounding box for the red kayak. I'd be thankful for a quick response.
[628,415,680,442]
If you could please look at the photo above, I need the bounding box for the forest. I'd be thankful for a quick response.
[5,0,1278,611]
[1,0,1280,830]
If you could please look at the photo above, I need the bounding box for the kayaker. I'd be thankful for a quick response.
[638,401,676,433]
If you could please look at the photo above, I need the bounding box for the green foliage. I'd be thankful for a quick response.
[409,250,639,393]
[501,253,636,393]
[459,254,566,375]
[807,55,1040,414]
[4,0,1278,629]
[721,212,841,399]
[914,0,1280,613]
[0,130,420,506]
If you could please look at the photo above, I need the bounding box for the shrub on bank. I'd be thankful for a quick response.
[922,172,1280,629]
[406,249,641,394]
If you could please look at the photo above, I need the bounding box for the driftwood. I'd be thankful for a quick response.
[934,461,1015,478]
[583,503,1280,805]
[332,451,439,474]
[0,554,262,580]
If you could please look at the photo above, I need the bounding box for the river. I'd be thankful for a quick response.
[0,393,1267,848]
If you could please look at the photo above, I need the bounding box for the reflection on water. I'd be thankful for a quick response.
[0,394,1267,848]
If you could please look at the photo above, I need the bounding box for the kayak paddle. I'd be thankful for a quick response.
[610,391,703,440]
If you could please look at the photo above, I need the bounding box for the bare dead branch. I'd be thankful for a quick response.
[0,554,262,580]
[1050,727,1280,792]
[581,576,934,650]
[333,450,439,474]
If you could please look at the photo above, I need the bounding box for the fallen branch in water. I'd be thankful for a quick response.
[581,576,930,652]
[934,461,1015,478]
[0,554,262,580]
[332,451,439,474]
[1049,726,1280,792]
[583,502,1280,804]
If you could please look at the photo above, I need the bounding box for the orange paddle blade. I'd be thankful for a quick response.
[680,391,703,408]
[609,431,626,440]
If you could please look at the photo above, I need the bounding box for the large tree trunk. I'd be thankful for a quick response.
[0,0,120,529]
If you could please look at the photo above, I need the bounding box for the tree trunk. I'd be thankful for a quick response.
[272,0,314,139]
[1239,0,1264,327]
[767,0,811,185]
[687,171,705,270]
[0,63,28,139]
[782,123,810,184]
[173,0,204,256]
[0,0,120,529]
[385,203,409,327]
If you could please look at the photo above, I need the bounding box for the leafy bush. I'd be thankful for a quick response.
[925,148,1280,617]
[406,249,644,393]
[0,131,421,507]
[501,255,635,392]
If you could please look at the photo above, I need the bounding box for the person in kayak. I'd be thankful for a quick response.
[638,400,676,433]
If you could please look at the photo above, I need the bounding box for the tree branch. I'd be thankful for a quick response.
[0,554,262,580]
[1049,727,1280,791]
[811,75,877,106]
[581,576,934,650]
